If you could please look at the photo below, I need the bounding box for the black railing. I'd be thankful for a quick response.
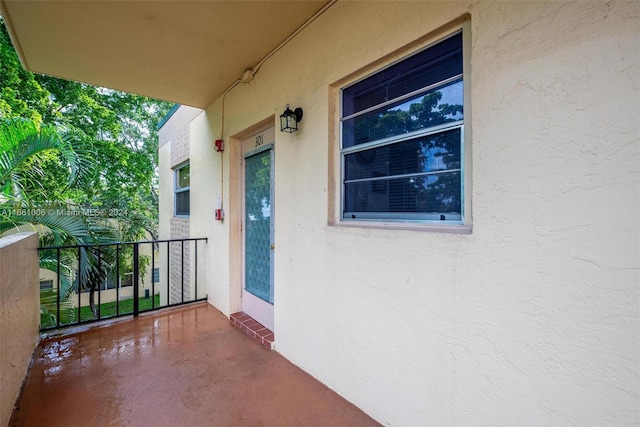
[38,238,207,332]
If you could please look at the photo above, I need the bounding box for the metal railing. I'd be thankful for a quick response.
[38,238,207,331]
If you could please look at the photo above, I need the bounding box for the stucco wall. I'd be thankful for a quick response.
[188,110,227,308]
[160,1,639,425]
[0,232,39,426]
[159,106,206,306]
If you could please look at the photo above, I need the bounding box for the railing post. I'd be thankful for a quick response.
[194,240,198,300]
[116,245,120,316]
[151,243,155,310]
[77,247,82,323]
[56,248,61,328]
[133,243,139,317]
[39,238,207,332]
[97,248,101,319]
[181,240,184,304]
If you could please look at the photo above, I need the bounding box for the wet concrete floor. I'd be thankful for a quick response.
[10,303,378,426]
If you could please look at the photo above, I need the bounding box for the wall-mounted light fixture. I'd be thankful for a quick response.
[280,104,303,133]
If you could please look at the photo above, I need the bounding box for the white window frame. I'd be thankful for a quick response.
[174,163,190,217]
[336,24,471,232]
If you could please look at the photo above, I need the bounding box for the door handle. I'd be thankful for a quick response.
[270,244,275,250]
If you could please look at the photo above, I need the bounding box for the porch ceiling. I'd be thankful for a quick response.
[0,0,330,108]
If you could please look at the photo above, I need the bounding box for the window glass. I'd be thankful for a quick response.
[175,191,190,216]
[122,273,133,287]
[344,128,461,181]
[341,32,464,223]
[342,80,462,148]
[344,172,462,220]
[176,165,190,189]
[174,163,190,216]
[342,33,462,117]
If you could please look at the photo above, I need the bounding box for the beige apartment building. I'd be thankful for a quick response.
[2,1,638,425]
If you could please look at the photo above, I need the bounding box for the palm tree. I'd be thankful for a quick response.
[0,118,119,325]
[0,118,85,199]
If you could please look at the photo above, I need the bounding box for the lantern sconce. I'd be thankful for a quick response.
[279,104,303,133]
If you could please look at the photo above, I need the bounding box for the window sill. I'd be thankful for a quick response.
[330,220,472,234]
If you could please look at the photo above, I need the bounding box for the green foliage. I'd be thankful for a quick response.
[0,18,173,242]
[40,289,75,327]
[0,24,51,122]
[40,294,161,329]
[0,118,91,199]
[1,17,172,325]
[0,117,119,326]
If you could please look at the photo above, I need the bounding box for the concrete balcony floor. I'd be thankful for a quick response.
[10,303,378,426]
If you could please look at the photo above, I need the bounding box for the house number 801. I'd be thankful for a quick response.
[255,134,264,147]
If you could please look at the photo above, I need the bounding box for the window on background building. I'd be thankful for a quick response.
[153,268,159,283]
[341,31,465,224]
[174,163,190,217]
[106,275,117,289]
[122,273,133,288]
[40,280,53,290]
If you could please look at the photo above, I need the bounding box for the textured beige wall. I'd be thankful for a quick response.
[159,107,206,306]
[0,232,39,426]
[169,123,191,303]
[158,106,202,148]
[187,111,225,309]
[161,1,639,425]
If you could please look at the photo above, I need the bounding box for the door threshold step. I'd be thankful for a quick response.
[230,312,274,349]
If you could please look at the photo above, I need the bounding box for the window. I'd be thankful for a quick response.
[153,268,159,283]
[341,32,465,224]
[40,280,53,290]
[122,272,133,287]
[174,163,190,216]
[106,275,117,289]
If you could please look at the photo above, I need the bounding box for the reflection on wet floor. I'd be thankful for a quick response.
[11,303,378,427]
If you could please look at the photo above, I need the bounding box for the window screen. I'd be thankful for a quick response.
[341,32,464,223]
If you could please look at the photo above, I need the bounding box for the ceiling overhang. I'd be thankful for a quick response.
[0,0,331,108]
